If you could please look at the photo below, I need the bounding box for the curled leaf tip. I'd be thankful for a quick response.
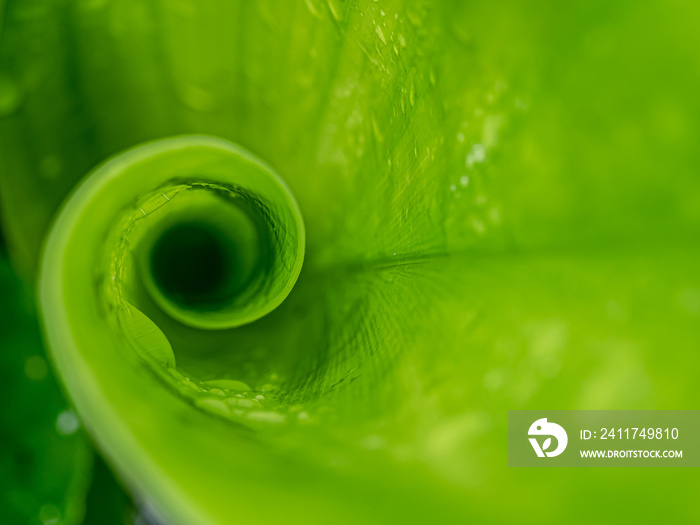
[38,135,307,522]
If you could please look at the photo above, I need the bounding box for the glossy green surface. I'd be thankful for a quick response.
[1,1,700,524]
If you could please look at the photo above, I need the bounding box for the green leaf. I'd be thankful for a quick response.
[1,1,700,524]
[0,257,92,525]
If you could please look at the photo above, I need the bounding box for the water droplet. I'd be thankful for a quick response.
[465,143,486,167]
[375,25,386,44]
[460,175,469,186]
[56,410,80,435]
[181,378,203,392]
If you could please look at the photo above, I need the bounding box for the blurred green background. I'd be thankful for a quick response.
[1,0,699,524]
